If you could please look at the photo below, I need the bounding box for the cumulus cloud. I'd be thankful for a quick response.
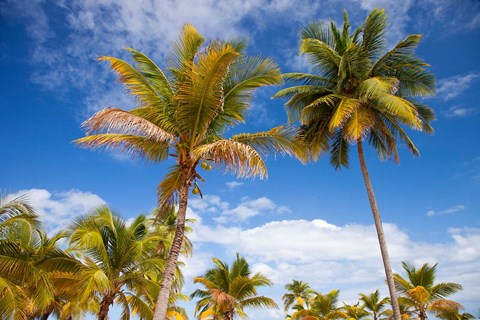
[436,73,479,101]
[426,205,466,217]
[7,188,106,233]
[183,195,480,317]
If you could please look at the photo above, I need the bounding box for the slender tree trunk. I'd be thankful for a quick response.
[98,293,115,320]
[357,141,401,320]
[153,175,191,320]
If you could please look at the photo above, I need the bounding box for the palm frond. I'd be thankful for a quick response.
[74,133,170,162]
[194,139,267,179]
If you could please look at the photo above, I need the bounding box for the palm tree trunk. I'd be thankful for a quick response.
[98,293,115,320]
[357,140,401,320]
[153,176,190,320]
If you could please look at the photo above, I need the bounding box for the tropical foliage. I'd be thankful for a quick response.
[0,198,189,320]
[274,9,435,320]
[191,253,278,320]
[394,262,464,320]
[75,23,303,320]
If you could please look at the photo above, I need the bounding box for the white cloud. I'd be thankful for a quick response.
[437,73,479,101]
[444,106,478,118]
[181,194,480,316]
[185,214,480,315]
[426,205,466,217]
[225,181,244,189]
[8,189,106,233]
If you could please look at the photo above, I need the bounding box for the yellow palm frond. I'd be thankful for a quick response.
[194,140,267,179]
[98,56,165,108]
[373,94,421,129]
[80,107,176,143]
[74,133,169,162]
[328,97,360,132]
[232,126,307,163]
[343,107,375,141]
[157,164,184,211]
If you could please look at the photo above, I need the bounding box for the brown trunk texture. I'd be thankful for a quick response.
[357,141,401,320]
[98,293,115,320]
[153,177,190,320]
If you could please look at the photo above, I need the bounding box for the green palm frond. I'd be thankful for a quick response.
[362,9,387,60]
[175,43,239,145]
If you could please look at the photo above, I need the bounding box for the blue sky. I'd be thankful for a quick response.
[1,0,479,318]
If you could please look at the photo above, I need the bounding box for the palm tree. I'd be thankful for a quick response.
[191,253,278,320]
[0,226,81,319]
[274,9,435,320]
[0,194,39,233]
[283,280,316,311]
[67,205,177,320]
[291,289,345,320]
[75,24,302,320]
[393,262,463,320]
[340,303,369,320]
[359,290,390,320]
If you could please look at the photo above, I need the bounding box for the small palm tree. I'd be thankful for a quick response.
[340,303,369,320]
[191,253,278,320]
[394,262,463,320]
[274,9,435,320]
[75,24,302,320]
[359,290,390,320]
[291,289,345,320]
[283,280,316,311]
[67,206,177,320]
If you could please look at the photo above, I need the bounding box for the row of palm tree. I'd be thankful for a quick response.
[283,263,471,320]
[73,8,436,320]
[0,196,188,319]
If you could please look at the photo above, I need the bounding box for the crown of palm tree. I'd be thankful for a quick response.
[394,262,464,320]
[191,253,278,320]
[274,9,435,168]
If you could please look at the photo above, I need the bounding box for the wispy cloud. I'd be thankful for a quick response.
[443,105,478,118]
[225,181,245,189]
[436,73,479,101]
[426,205,466,217]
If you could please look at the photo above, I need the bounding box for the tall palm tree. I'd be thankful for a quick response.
[393,262,463,320]
[291,289,345,320]
[283,280,316,311]
[358,290,390,320]
[67,205,177,320]
[191,253,278,320]
[75,24,302,320]
[274,9,435,320]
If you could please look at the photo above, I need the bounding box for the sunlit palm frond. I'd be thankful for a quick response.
[80,107,176,143]
[300,38,340,79]
[126,48,174,102]
[169,24,205,80]
[98,56,165,108]
[194,139,267,179]
[74,133,170,162]
[156,164,183,211]
[232,126,307,162]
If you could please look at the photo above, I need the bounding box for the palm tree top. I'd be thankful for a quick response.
[274,8,435,169]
